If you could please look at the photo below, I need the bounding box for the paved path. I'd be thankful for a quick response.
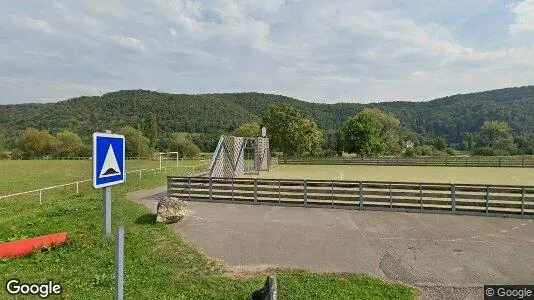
[130,187,534,300]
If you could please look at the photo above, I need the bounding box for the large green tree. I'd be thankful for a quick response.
[358,108,402,154]
[17,128,56,158]
[119,126,152,158]
[170,135,202,158]
[475,121,517,154]
[55,130,85,157]
[340,114,385,157]
[262,104,322,156]
[234,122,261,137]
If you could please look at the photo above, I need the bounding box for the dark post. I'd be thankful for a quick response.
[254,179,258,204]
[209,177,213,201]
[303,180,308,207]
[331,181,334,207]
[389,184,392,208]
[451,184,456,214]
[419,184,423,211]
[188,177,191,200]
[486,186,490,214]
[521,187,525,216]
[278,180,281,204]
[231,178,235,203]
[359,182,363,210]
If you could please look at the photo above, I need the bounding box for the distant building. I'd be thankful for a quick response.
[406,140,414,148]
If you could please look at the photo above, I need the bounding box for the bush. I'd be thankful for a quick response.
[472,147,510,156]
[403,148,415,157]
[445,147,456,155]
[170,136,202,158]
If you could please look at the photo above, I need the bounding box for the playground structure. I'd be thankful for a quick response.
[208,136,271,178]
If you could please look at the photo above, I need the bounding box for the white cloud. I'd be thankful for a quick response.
[0,0,533,104]
[11,15,55,34]
[508,0,534,35]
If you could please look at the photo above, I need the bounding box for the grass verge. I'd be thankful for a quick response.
[0,163,415,299]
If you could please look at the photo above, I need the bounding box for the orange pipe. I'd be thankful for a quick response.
[0,232,68,258]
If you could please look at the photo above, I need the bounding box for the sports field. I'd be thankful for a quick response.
[0,159,208,195]
[259,164,534,185]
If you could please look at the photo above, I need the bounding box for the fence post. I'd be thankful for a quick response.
[76,182,79,194]
[231,178,235,204]
[485,186,490,214]
[39,189,42,205]
[445,157,448,166]
[139,170,142,179]
[188,177,191,200]
[521,156,525,167]
[419,184,423,211]
[451,184,456,214]
[303,180,308,207]
[278,180,281,204]
[167,177,171,198]
[331,181,334,207]
[425,157,427,166]
[521,187,525,216]
[209,177,213,201]
[359,182,363,210]
[498,157,502,167]
[389,184,392,208]
[115,226,124,300]
[254,179,258,204]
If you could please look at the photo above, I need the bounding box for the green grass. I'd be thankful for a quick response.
[0,159,208,195]
[0,161,415,300]
[259,164,534,185]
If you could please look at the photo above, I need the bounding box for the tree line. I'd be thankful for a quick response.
[5,126,203,159]
[1,103,532,159]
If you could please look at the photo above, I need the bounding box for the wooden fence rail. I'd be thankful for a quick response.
[168,177,534,218]
[281,156,534,167]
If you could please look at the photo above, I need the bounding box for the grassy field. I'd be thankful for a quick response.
[0,159,208,195]
[0,160,414,299]
[259,164,534,185]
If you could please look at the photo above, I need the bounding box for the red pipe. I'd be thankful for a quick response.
[0,232,68,258]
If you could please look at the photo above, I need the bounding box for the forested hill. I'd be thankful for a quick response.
[1,86,534,146]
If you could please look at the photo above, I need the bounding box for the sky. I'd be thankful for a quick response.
[1,0,533,104]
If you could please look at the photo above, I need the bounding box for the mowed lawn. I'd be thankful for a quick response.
[0,160,414,300]
[0,159,209,195]
[260,164,534,185]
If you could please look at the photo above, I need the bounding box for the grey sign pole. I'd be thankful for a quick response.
[115,226,124,300]
[104,130,112,236]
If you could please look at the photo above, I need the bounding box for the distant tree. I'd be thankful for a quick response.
[323,131,343,156]
[170,135,202,158]
[17,128,56,158]
[340,114,385,157]
[234,122,261,137]
[143,113,158,148]
[0,134,5,152]
[475,121,517,154]
[432,137,449,151]
[55,130,85,157]
[358,108,402,154]
[119,126,151,158]
[262,104,321,156]
[301,118,324,156]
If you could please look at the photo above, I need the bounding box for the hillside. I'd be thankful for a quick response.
[1,86,534,147]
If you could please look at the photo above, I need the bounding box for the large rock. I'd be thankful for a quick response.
[156,197,187,223]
